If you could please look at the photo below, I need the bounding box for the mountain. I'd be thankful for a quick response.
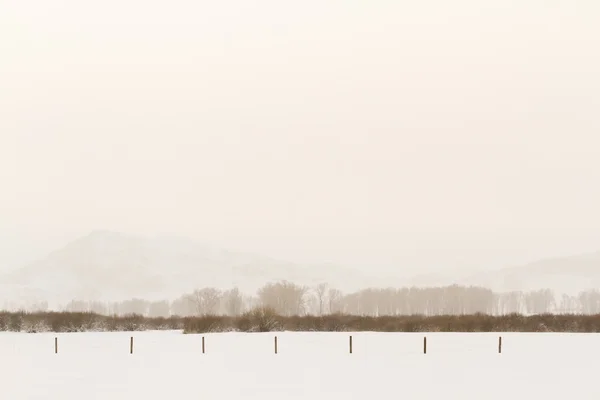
[402,251,600,295]
[3,230,597,310]
[404,267,483,288]
[0,230,383,308]
[457,251,600,295]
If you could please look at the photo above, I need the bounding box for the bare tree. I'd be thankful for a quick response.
[65,300,88,313]
[328,288,343,314]
[222,287,243,316]
[148,300,171,318]
[304,292,318,315]
[171,295,195,317]
[119,298,150,316]
[190,287,222,316]
[315,283,328,315]
[524,289,555,315]
[52,282,569,320]
[579,289,600,314]
[84,301,107,315]
[258,281,307,316]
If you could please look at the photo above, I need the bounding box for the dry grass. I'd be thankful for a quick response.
[183,312,600,333]
[2,310,600,333]
[0,311,183,333]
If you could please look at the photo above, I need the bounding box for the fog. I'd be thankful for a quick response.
[1,0,599,277]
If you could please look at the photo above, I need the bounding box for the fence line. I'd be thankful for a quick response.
[349,335,353,354]
[48,334,507,355]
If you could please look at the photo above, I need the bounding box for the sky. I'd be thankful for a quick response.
[1,0,599,275]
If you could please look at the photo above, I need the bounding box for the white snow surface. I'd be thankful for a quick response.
[2,330,598,399]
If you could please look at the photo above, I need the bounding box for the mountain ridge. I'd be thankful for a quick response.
[1,231,599,310]
[0,230,384,307]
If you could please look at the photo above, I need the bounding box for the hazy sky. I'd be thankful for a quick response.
[1,0,599,274]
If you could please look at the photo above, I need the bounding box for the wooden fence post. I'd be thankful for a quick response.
[202,336,205,354]
[349,335,353,354]
[423,336,427,354]
[274,336,278,354]
[130,336,134,354]
[54,337,58,354]
[498,336,502,354]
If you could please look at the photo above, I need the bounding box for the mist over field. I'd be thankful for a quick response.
[1,230,600,317]
[2,2,600,398]
[1,0,599,315]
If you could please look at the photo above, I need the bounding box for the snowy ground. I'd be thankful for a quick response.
[2,330,598,399]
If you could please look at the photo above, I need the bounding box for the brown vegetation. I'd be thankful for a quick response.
[2,309,600,333]
[183,311,600,333]
[0,311,183,333]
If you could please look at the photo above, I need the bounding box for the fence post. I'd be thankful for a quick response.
[130,336,134,354]
[274,336,278,354]
[202,336,205,354]
[349,335,353,354]
[423,336,427,354]
[55,337,58,354]
[498,336,502,354]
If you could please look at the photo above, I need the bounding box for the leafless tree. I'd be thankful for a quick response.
[328,288,343,314]
[222,287,243,316]
[190,287,222,316]
[148,300,171,318]
[314,283,328,315]
[65,300,88,313]
[258,281,307,316]
[171,295,195,317]
[579,289,600,314]
[55,282,572,319]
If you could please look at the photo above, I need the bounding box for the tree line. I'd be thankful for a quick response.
[5,281,600,317]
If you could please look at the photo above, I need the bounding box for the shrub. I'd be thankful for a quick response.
[243,307,280,332]
[3,310,600,333]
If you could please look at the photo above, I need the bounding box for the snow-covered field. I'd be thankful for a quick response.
[2,331,598,399]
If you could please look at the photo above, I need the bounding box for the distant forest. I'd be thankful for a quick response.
[4,281,600,318]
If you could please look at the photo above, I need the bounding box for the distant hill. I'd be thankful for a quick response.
[2,230,598,309]
[0,230,380,307]
[457,251,600,295]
